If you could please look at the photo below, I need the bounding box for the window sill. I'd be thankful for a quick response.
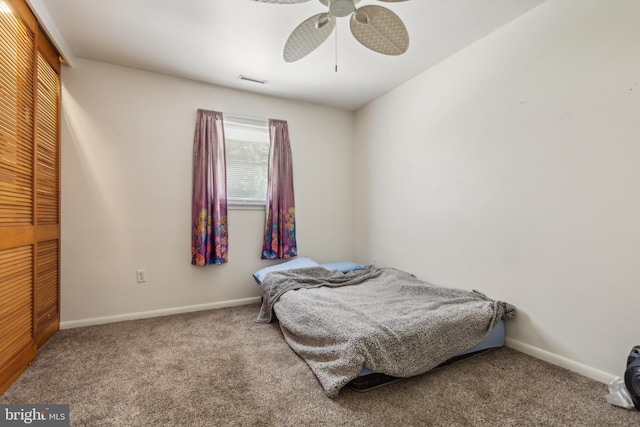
[228,202,265,211]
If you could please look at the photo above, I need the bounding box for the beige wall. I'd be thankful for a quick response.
[354,0,640,382]
[60,59,355,326]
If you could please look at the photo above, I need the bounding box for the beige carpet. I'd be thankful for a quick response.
[1,304,637,426]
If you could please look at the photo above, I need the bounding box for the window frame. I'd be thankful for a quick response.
[223,114,270,210]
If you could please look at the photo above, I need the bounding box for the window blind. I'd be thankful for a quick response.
[223,115,269,204]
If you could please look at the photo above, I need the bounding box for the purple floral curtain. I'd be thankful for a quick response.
[261,119,297,259]
[191,109,228,266]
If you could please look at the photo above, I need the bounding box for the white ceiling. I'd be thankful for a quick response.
[30,0,546,111]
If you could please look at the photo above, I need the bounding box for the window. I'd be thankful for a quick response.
[223,115,270,207]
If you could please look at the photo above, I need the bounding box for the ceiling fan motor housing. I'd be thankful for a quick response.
[327,0,356,17]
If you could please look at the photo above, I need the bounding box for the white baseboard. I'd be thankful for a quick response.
[60,296,262,329]
[506,337,616,385]
[61,305,616,385]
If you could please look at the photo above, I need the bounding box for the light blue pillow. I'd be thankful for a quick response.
[320,261,365,274]
[253,257,320,285]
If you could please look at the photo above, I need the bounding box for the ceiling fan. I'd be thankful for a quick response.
[254,0,410,63]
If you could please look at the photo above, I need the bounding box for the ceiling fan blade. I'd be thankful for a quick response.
[283,13,335,62]
[252,0,311,4]
[350,5,409,56]
[376,0,410,2]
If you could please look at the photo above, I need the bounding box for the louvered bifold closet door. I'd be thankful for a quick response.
[34,46,60,346]
[0,246,33,370]
[35,240,58,340]
[36,52,59,226]
[0,0,37,394]
[0,2,34,227]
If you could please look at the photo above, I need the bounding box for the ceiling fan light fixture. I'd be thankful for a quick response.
[328,0,355,17]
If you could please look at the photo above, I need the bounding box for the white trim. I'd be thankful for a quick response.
[61,306,617,383]
[60,296,262,329]
[26,0,76,67]
[228,199,265,211]
[506,337,616,384]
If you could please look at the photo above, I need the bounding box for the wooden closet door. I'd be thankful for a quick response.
[0,0,37,394]
[34,44,61,347]
[0,0,60,393]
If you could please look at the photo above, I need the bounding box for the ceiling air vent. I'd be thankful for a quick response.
[238,75,267,85]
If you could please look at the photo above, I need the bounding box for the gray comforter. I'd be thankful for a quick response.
[257,266,514,398]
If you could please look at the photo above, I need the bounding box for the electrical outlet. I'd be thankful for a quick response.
[372,257,377,267]
[136,269,147,283]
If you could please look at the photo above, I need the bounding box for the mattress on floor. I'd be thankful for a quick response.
[350,319,505,390]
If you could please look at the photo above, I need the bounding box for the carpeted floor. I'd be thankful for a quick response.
[1,303,637,426]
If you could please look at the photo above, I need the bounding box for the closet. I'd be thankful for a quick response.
[0,0,61,393]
